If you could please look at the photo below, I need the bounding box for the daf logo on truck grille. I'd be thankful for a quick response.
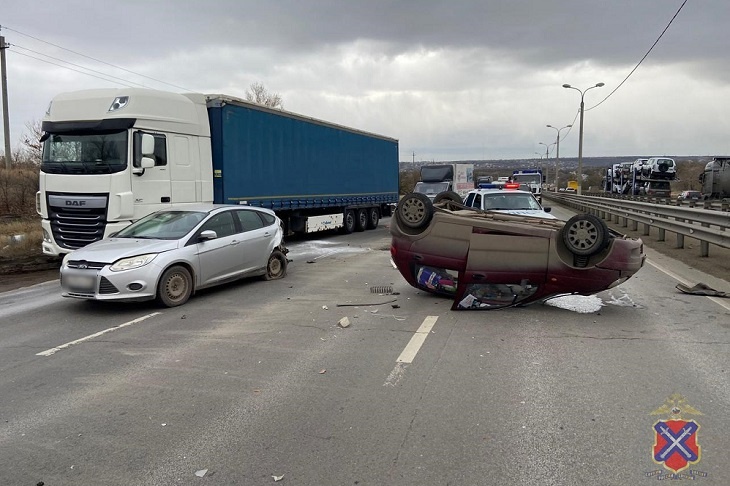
[48,195,108,209]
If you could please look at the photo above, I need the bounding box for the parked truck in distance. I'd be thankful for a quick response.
[699,156,730,199]
[413,163,474,201]
[37,88,399,256]
[510,169,544,202]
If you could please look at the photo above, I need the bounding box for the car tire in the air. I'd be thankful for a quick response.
[561,214,610,257]
[397,192,434,230]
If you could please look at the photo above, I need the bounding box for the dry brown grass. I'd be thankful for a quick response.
[0,216,44,259]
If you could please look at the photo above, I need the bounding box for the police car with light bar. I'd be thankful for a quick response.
[462,183,557,219]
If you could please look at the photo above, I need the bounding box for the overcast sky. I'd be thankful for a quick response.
[1,0,728,162]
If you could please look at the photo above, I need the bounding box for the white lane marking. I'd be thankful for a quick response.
[384,316,439,386]
[647,259,730,312]
[397,315,439,364]
[383,362,406,387]
[36,312,162,357]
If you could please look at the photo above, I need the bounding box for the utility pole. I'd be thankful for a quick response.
[0,35,11,169]
[412,151,415,164]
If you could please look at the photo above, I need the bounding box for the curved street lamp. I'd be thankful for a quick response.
[546,124,572,192]
[562,82,604,194]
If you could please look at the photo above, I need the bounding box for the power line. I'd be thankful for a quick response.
[11,44,151,88]
[10,50,137,87]
[587,0,688,111]
[0,24,193,92]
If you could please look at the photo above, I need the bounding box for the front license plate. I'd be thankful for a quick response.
[65,274,96,290]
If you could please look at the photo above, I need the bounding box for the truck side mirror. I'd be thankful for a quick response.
[132,156,155,175]
[141,133,155,156]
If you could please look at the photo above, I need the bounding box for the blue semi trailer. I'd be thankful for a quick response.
[38,88,399,255]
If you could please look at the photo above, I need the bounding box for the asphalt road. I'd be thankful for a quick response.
[1,215,729,485]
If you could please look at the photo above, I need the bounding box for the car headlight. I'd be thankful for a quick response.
[110,253,158,272]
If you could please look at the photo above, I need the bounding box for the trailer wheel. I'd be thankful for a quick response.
[263,250,288,280]
[355,208,368,232]
[157,265,193,307]
[396,192,434,230]
[433,191,463,204]
[366,207,380,229]
[342,209,356,234]
[561,214,610,257]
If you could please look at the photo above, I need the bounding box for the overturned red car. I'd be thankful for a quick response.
[390,192,646,310]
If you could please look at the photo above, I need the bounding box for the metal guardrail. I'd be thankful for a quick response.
[583,191,730,211]
[544,193,730,257]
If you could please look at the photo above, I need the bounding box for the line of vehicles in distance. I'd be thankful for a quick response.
[603,156,730,200]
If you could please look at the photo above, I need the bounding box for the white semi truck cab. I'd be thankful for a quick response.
[37,89,214,256]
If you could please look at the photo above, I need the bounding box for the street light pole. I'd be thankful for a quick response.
[538,142,552,186]
[562,83,604,195]
[546,124,572,192]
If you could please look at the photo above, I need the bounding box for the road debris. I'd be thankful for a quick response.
[676,282,729,297]
[273,475,285,482]
[195,469,208,477]
[338,317,351,328]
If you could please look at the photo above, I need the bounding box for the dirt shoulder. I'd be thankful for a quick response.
[0,255,61,293]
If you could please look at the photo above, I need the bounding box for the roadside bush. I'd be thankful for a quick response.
[0,166,38,217]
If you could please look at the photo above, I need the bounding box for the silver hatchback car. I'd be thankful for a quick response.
[60,205,288,307]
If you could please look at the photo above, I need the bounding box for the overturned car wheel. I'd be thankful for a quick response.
[397,192,434,230]
[433,191,463,204]
[561,214,610,257]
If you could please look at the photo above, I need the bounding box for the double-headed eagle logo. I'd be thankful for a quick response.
[650,393,702,473]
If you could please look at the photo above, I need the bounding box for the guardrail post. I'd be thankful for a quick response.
[657,228,665,241]
[700,222,710,256]
[676,233,684,248]
[631,220,638,231]
[700,240,709,256]
[643,223,651,236]
[722,199,729,212]
[622,215,628,227]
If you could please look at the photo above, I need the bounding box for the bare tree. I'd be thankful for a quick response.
[245,82,283,109]
[20,119,43,166]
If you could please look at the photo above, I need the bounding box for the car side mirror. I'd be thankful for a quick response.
[544,207,552,213]
[199,230,218,240]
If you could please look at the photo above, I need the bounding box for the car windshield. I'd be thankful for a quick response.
[115,211,208,240]
[483,193,540,210]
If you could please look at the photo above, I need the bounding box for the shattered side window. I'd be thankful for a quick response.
[458,282,538,309]
[415,266,458,296]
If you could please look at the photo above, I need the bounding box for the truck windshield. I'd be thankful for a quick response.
[414,182,450,195]
[512,174,541,185]
[41,131,128,174]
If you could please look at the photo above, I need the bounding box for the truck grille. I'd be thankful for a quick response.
[47,193,108,250]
